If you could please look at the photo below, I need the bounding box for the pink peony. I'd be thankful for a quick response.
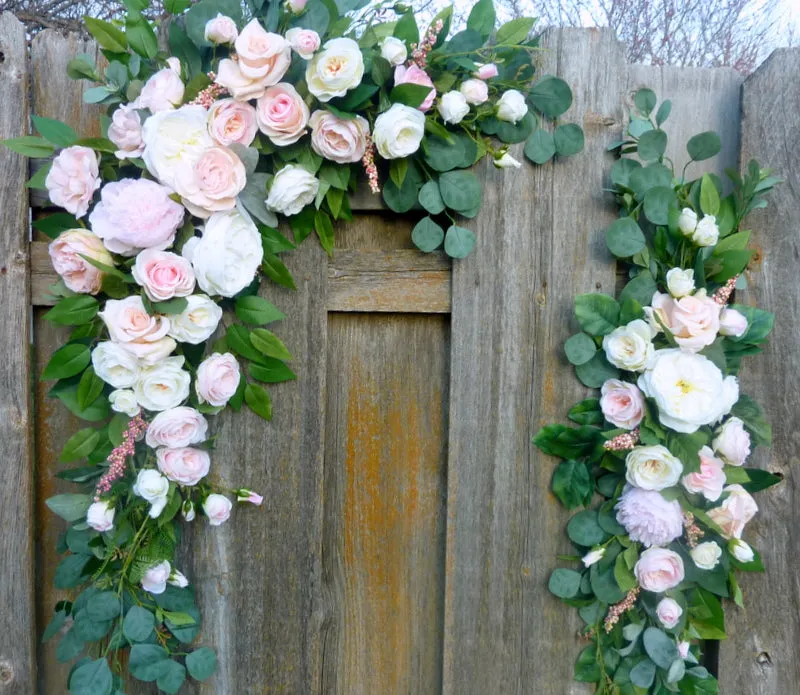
[173,146,247,218]
[285,27,320,59]
[195,352,241,407]
[635,548,685,593]
[45,146,101,218]
[308,110,369,164]
[203,493,232,526]
[707,484,758,539]
[256,83,310,146]
[719,308,748,337]
[474,63,499,80]
[394,65,436,111]
[132,249,195,302]
[712,416,751,466]
[88,178,185,256]
[135,67,185,112]
[681,446,726,501]
[208,98,258,147]
[234,19,291,82]
[646,290,721,351]
[156,446,211,486]
[108,105,145,160]
[146,406,208,449]
[656,597,683,628]
[600,379,645,430]
[615,486,684,547]
[49,229,113,294]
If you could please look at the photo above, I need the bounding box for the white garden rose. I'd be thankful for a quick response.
[729,538,755,563]
[182,208,263,297]
[203,493,233,526]
[693,215,719,247]
[380,36,407,65]
[86,500,115,532]
[712,416,751,466]
[266,164,320,216]
[141,560,171,593]
[108,389,141,417]
[602,319,655,372]
[437,91,470,125]
[146,406,208,449]
[625,445,684,491]
[141,105,214,190]
[666,268,695,298]
[690,541,722,570]
[496,89,528,123]
[677,208,698,236]
[134,356,191,412]
[372,103,426,160]
[133,469,170,518]
[167,294,223,344]
[638,349,739,433]
[92,342,141,388]
[459,78,488,105]
[306,37,364,102]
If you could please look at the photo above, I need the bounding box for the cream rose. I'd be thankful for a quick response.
[203,493,232,526]
[602,319,655,372]
[108,389,141,417]
[108,104,145,160]
[133,470,170,518]
[729,539,755,563]
[156,447,211,486]
[373,103,425,160]
[208,98,258,147]
[380,36,407,65]
[306,37,364,102]
[132,249,195,302]
[666,268,695,298]
[45,146,101,218]
[693,215,719,246]
[712,416,751,466]
[309,110,369,163]
[493,152,522,169]
[677,208,698,236]
[49,229,113,295]
[707,484,758,539]
[141,560,171,593]
[285,27,320,60]
[690,541,722,570]
[256,83,310,146]
[719,308,748,337]
[437,91,470,125]
[460,78,489,105]
[496,89,528,123]
[196,352,241,407]
[215,59,270,101]
[99,296,174,365]
[600,379,645,429]
[205,13,238,45]
[136,67,184,112]
[173,146,247,218]
[146,406,208,449]
[625,445,683,491]
[266,164,320,216]
[634,548,685,593]
[86,500,115,532]
[167,294,223,344]
[134,356,191,412]
[646,291,721,351]
[91,342,140,389]
[234,19,291,82]
[681,446,726,501]
[656,597,683,628]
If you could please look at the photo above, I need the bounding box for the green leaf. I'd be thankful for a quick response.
[564,333,596,366]
[87,592,121,622]
[667,658,686,684]
[314,210,335,257]
[568,399,603,427]
[2,135,55,158]
[418,180,445,215]
[235,296,285,326]
[656,100,672,125]
[157,660,187,694]
[43,344,91,380]
[165,0,192,12]
[412,217,445,253]
[619,270,657,306]
[548,568,582,599]
[574,645,602,683]
[439,170,481,213]
[60,428,100,463]
[687,131,722,161]
[248,359,296,384]
[56,628,84,663]
[126,12,159,59]
[54,553,91,589]
[590,563,625,603]
[244,383,272,421]
[533,423,600,459]
[123,606,155,643]
[606,218,646,257]
[240,173,278,228]
[46,493,91,522]
[83,17,127,52]
[443,225,476,259]
[740,468,782,493]
[554,123,584,157]
[637,129,667,161]
[575,352,619,388]
[568,510,609,547]
[496,17,534,44]
[643,185,677,225]
[530,76,572,118]
[262,253,297,291]
[642,627,680,668]
[574,294,620,335]
[151,297,188,315]
[32,116,78,147]
[42,609,68,643]
[667,430,708,474]
[731,395,771,447]
[552,460,592,509]
[226,325,265,363]
[186,647,217,681]
[634,88,657,115]
[466,0,495,38]
[629,163,673,199]
[250,329,292,361]
[524,129,556,164]
[129,644,170,682]
[390,83,433,108]
[630,658,657,688]
[77,368,104,411]
[700,174,720,216]
[614,552,637,592]
[34,213,82,239]
[69,657,113,695]
[393,11,419,45]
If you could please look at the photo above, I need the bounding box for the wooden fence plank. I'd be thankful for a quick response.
[719,47,800,694]
[0,12,35,695]
[442,28,626,694]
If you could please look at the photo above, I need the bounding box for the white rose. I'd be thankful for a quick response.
[266,164,320,216]
[602,319,655,372]
[712,416,751,466]
[372,103,425,160]
[638,349,739,434]
[108,389,141,417]
[86,500,115,532]
[169,569,189,588]
[182,499,196,521]
[141,560,171,594]
[625,445,684,491]
[380,36,407,65]
[135,68,184,113]
[167,294,223,344]
[496,89,528,123]
[677,208,698,236]
[693,215,719,247]
[182,208,263,298]
[133,469,171,518]
[729,539,755,563]
[306,37,364,102]
[204,13,238,45]
[134,356,191,412]
[666,268,695,298]
[203,493,233,526]
[656,598,683,629]
[493,152,522,169]
[142,105,214,190]
[582,548,605,567]
[459,78,488,105]
[719,308,748,337]
[92,342,140,388]
[437,91,469,125]
[690,541,722,570]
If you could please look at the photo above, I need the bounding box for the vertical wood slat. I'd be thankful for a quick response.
[442,28,626,694]
[719,47,800,694]
[0,12,35,695]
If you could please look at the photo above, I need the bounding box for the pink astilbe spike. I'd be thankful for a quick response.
[603,428,640,451]
[604,587,641,633]
[713,275,739,305]
[93,414,148,501]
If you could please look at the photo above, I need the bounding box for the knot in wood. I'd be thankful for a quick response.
[0,659,14,685]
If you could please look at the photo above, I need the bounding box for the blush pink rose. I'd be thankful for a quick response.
[646,290,721,351]
[474,63,499,80]
[208,98,258,147]
[203,493,232,526]
[156,446,211,486]
[136,67,185,112]
[600,379,645,430]
[394,64,436,111]
[45,146,101,218]
[681,445,726,501]
[196,352,241,407]
[99,296,175,364]
[656,597,683,628]
[308,110,369,163]
[132,249,196,302]
[146,406,208,449]
[173,146,247,218]
[707,484,758,539]
[88,178,185,256]
[234,19,291,82]
[215,59,270,101]
[256,83,310,146]
[285,28,321,59]
[634,548,685,593]
[460,78,489,105]
[49,229,114,294]
[719,308,748,337]
[616,486,683,547]
[713,416,751,466]
[205,13,238,45]
[108,105,145,160]
[678,642,691,659]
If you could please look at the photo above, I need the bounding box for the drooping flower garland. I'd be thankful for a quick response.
[2,0,585,692]
[534,88,781,694]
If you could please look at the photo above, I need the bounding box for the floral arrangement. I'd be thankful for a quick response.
[534,88,781,694]
[1,0,586,692]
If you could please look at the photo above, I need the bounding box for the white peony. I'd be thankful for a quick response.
[625,445,684,491]
[266,164,319,216]
[182,208,264,298]
[134,356,191,412]
[167,294,223,344]
[306,37,364,102]
[666,268,695,298]
[437,91,470,125]
[496,89,528,123]
[690,541,722,570]
[602,319,655,372]
[86,500,115,532]
[133,469,171,518]
[638,349,739,434]
[380,36,407,65]
[372,103,426,160]
[108,389,141,417]
[92,342,140,388]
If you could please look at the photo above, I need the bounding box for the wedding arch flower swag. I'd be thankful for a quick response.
[535,88,780,694]
[2,0,590,692]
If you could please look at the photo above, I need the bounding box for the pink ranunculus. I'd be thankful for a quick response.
[713,416,751,466]
[234,19,291,82]
[285,28,320,59]
[707,484,758,539]
[394,64,436,111]
[108,105,145,160]
[132,249,196,302]
[203,493,232,526]
[474,63,498,80]
[719,308,748,337]
[681,445,726,501]
[634,548,685,593]
[308,110,369,163]
[646,290,721,351]
[146,406,209,449]
[156,446,211,486]
[45,146,101,218]
[215,58,270,102]
[88,178,185,256]
[208,98,258,147]
[615,486,684,547]
[256,83,310,146]
[656,597,683,628]
[49,229,114,294]
[99,295,175,364]
[205,13,239,45]
[460,78,489,105]
[600,379,645,430]
[136,67,185,112]
[173,146,247,218]
[195,352,241,407]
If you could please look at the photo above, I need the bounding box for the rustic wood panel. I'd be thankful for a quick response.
[0,12,35,695]
[719,47,800,694]
[442,28,626,694]
[321,313,449,694]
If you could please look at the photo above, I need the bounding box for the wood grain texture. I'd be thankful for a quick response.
[442,28,626,694]
[0,12,35,694]
[718,47,800,695]
[321,313,449,694]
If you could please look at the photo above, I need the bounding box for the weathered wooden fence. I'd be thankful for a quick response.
[0,11,798,694]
